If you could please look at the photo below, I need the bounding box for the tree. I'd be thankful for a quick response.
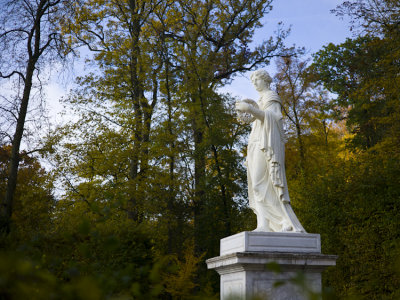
[312,0,400,150]
[311,35,399,149]
[49,0,291,293]
[0,145,54,240]
[274,55,312,169]
[305,1,400,297]
[333,0,400,35]
[274,54,336,175]
[166,0,291,256]
[57,0,289,238]
[0,0,71,234]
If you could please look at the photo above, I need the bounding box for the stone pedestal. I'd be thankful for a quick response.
[206,232,337,300]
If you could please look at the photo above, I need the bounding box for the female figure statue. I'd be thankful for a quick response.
[235,70,305,232]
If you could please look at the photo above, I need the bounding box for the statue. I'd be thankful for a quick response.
[235,70,305,233]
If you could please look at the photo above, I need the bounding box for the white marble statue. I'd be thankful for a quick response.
[235,70,305,233]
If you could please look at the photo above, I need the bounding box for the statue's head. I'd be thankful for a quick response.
[250,70,272,87]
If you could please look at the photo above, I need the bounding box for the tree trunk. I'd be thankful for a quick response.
[293,106,305,170]
[295,122,305,168]
[211,144,231,237]
[164,60,177,254]
[1,62,35,234]
[0,0,63,234]
[127,5,143,221]
[192,113,206,256]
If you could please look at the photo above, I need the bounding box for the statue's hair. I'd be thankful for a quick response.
[250,70,272,84]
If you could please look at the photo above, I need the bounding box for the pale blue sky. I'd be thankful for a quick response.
[264,0,352,52]
[221,0,353,99]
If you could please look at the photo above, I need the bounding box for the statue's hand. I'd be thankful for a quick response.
[235,101,251,113]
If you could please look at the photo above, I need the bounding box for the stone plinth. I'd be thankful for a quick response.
[206,232,337,300]
[220,231,321,255]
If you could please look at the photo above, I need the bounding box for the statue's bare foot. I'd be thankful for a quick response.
[282,224,293,232]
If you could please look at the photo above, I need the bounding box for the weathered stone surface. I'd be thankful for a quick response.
[207,232,337,300]
[207,251,337,300]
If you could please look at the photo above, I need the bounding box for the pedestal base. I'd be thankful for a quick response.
[220,231,321,255]
[206,232,337,300]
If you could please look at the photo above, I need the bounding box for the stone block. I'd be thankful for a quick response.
[220,231,321,256]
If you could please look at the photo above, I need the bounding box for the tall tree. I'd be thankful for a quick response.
[305,1,400,297]
[58,0,290,244]
[312,0,400,149]
[60,0,165,221]
[274,55,312,169]
[0,0,71,234]
[334,0,400,35]
[275,55,335,171]
[311,35,399,149]
[169,0,291,255]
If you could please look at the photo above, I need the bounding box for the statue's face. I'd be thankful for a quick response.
[252,75,269,92]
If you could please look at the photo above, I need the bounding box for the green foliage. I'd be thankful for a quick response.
[0,251,102,300]
[311,34,400,149]
[0,146,54,240]
[293,2,400,297]
[291,144,400,299]
[1,202,173,299]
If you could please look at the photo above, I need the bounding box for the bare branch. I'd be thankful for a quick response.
[21,147,48,156]
[0,71,26,81]
[38,32,58,56]
[0,28,30,39]
[75,35,102,52]
[0,106,18,121]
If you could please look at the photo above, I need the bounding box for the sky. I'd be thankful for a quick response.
[265,0,352,52]
[45,0,354,120]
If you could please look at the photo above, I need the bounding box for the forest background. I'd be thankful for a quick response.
[0,0,399,299]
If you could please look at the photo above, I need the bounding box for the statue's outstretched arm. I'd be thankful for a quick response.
[247,105,264,121]
[235,101,264,121]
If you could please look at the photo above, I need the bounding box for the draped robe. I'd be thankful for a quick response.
[247,91,305,232]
